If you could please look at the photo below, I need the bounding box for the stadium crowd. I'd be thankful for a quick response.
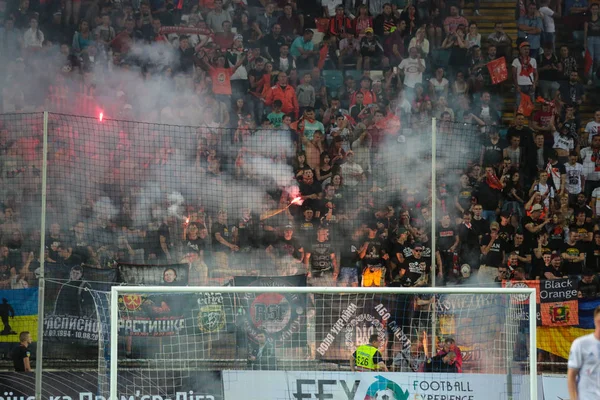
[1,0,600,293]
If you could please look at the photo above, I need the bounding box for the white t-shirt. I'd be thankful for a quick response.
[539,6,556,33]
[321,0,338,16]
[585,121,600,144]
[593,187,600,215]
[568,333,600,400]
[512,57,537,86]
[553,131,574,151]
[581,147,600,181]
[399,57,425,89]
[566,162,584,194]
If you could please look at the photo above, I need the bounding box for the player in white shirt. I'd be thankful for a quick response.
[585,110,600,145]
[568,305,600,400]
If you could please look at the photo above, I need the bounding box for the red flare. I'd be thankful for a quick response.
[291,196,303,206]
[99,112,103,122]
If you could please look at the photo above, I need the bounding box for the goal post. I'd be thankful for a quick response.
[109,286,537,400]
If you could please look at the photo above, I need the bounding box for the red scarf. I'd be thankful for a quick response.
[519,56,533,78]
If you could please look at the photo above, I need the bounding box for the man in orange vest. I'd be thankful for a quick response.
[266,71,299,119]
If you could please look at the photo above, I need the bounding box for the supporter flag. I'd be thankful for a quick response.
[517,92,534,117]
[487,57,508,85]
[540,300,579,326]
[585,49,594,77]
[0,288,38,343]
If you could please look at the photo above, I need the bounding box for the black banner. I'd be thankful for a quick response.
[539,278,578,303]
[192,292,235,334]
[315,294,414,361]
[233,275,307,345]
[118,263,189,285]
[43,262,190,359]
[0,371,224,400]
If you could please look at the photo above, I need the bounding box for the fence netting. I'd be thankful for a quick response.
[1,112,574,380]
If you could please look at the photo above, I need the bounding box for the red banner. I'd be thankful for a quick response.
[487,57,508,85]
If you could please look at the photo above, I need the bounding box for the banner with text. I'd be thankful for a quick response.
[0,370,224,400]
[222,370,530,400]
[315,294,413,361]
[43,262,189,359]
[504,279,579,326]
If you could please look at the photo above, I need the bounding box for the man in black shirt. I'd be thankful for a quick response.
[268,224,304,275]
[506,113,535,166]
[458,212,481,272]
[211,209,239,275]
[262,24,287,61]
[578,269,600,298]
[523,204,550,249]
[305,226,338,286]
[470,204,490,239]
[561,229,586,275]
[0,298,16,335]
[12,331,32,372]
[359,222,389,287]
[399,243,430,287]
[437,214,459,283]
[573,193,593,222]
[498,211,515,243]
[508,232,532,269]
[479,222,505,283]
[587,232,600,272]
[424,351,458,373]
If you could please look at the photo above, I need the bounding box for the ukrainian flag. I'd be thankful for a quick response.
[0,288,38,342]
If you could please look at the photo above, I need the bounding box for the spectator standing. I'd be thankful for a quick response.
[487,22,512,60]
[512,42,538,109]
[517,4,543,58]
[539,0,560,51]
[585,3,600,83]
[12,332,32,372]
[581,135,600,197]
[206,0,232,33]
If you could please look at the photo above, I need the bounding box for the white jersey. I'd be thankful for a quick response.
[568,333,600,400]
[565,162,584,194]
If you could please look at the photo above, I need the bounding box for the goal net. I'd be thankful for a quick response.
[107,286,537,400]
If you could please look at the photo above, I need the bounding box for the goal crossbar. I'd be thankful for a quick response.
[109,286,538,400]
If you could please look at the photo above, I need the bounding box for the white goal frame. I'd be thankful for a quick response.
[109,286,537,400]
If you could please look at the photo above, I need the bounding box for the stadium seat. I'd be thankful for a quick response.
[345,69,364,82]
[369,70,384,82]
[322,70,344,93]
[572,31,584,43]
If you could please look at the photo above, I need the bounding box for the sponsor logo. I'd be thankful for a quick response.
[364,375,409,400]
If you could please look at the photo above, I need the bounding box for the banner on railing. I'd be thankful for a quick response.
[233,275,307,345]
[43,262,189,358]
[0,371,224,399]
[222,370,528,400]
